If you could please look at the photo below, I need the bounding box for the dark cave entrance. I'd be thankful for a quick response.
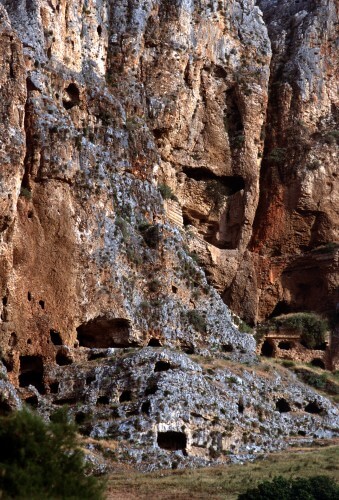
[261,340,275,357]
[76,317,134,348]
[19,355,45,394]
[62,83,80,110]
[278,341,294,350]
[311,358,325,369]
[276,398,291,413]
[157,431,187,451]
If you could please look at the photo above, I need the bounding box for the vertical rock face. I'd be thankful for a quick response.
[248,0,339,322]
[0,0,267,386]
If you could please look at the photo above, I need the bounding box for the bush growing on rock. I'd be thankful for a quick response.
[271,313,328,349]
[238,475,339,500]
[0,409,104,499]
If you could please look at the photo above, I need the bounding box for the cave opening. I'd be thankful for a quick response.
[154,360,172,372]
[269,301,291,318]
[19,355,45,394]
[261,340,275,357]
[50,329,62,346]
[76,317,133,348]
[119,390,132,403]
[62,83,80,110]
[157,431,187,451]
[311,358,325,369]
[305,401,322,414]
[276,398,291,413]
[222,344,234,353]
[278,341,294,350]
[56,351,73,366]
[97,395,110,405]
[141,400,151,415]
[148,338,162,347]
[49,382,59,394]
[182,167,245,195]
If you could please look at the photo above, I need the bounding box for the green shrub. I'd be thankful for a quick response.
[267,147,287,165]
[0,409,104,499]
[185,310,207,333]
[271,313,328,349]
[158,184,178,201]
[20,187,32,200]
[238,475,339,500]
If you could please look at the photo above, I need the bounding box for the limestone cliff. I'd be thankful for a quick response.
[0,0,338,470]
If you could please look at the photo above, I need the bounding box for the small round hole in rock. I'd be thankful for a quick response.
[39,300,45,309]
[276,398,291,413]
[27,292,32,301]
[97,25,102,36]
[222,344,233,353]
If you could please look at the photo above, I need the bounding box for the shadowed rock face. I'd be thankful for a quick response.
[0,0,338,469]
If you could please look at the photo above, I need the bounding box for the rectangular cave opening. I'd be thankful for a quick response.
[19,355,45,394]
[157,431,187,451]
[76,316,134,348]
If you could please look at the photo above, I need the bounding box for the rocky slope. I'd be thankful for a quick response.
[0,0,338,470]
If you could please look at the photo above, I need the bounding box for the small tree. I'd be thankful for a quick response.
[0,409,104,499]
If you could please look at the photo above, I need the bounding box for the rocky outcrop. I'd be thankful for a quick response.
[14,347,339,470]
[0,0,337,469]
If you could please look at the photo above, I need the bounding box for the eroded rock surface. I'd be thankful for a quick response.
[0,0,337,469]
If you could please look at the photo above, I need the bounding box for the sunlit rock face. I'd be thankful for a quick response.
[0,0,338,469]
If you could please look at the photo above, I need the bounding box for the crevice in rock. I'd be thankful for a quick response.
[21,79,36,192]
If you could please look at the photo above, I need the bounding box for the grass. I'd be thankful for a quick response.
[106,443,339,499]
